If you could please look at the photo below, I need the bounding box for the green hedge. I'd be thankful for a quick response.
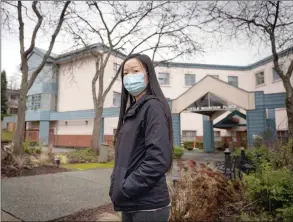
[183,141,203,150]
[195,141,203,149]
[183,141,194,149]
[173,146,184,159]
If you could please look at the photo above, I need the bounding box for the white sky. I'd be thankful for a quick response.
[1,1,273,80]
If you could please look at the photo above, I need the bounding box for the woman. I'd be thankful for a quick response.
[109,54,173,222]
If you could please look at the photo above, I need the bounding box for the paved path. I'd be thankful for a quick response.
[1,169,113,221]
[181,150,224,163]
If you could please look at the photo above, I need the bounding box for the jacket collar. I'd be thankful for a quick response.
[125,94,156,119]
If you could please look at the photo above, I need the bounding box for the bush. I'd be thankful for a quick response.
[183,141,194,149]
[173,146,184,159]
[23,140,43,155]
[195,141,203,149]
[243,163,293,221]
[55,154,69,164]
[241,140,293,221]
[66,148,97,163]
[169,161,244,221]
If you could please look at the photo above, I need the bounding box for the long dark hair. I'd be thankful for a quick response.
[114,54,173,168]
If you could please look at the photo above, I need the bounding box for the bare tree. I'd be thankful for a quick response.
[7,72,21,90]
[205,1,293,140]
[64,1,206,154]
[2,1,71,155]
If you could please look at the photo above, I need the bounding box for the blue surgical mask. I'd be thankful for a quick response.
[123,73,147,96]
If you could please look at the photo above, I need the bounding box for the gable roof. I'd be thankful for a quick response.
[171,75,255,113]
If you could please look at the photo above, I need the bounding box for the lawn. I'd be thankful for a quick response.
[1,130,13,141]
[62,162,114,170]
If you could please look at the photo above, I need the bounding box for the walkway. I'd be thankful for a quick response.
[1,169,113,221]
[181,150,224,163]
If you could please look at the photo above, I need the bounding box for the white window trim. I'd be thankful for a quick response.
[255,70,265,87]
[112,91,121,107]
[158,72,170,86]
[184,74,196,86]
[228,76,239,87]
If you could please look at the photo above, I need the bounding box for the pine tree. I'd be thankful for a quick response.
[1,70,8,119]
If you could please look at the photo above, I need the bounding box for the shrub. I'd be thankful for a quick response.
[183,141,193,149]
[169,161,244,221]
[66,148,97,163]
[55,154,69,164]
[195,141,203,149]
[243,164,293,221]
[173,146,184,159]
[241,140,293,221]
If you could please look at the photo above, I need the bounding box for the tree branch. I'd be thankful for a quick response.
[28,1,71,90]
[24,1,43,57]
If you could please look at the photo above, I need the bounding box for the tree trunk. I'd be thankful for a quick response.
[91,106,103,154]
[12,88,27,155]
[283,79,293,140]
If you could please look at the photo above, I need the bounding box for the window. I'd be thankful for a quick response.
[272,64,283,81]
[182,130,197,141]
[158,72,170,85]
[214,131,221,142]
[185,74,196,86]
[113,92,121,107]
[209,75,219,79]
[26,94,41,110]
[255,71,265,85]
[277,130,288,142]
[113,62,120,78]
[10,95,17,100]
[228,76,238,87]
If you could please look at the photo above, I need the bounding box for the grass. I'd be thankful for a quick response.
[62,162,114,170]
[1,130,13,141]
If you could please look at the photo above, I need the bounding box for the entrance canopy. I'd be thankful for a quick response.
[185,92,239,116]
[171,75,255,114]
[214,110,246,129]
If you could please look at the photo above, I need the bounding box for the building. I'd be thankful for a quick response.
[6,89,19,115]
[3,44,292,150]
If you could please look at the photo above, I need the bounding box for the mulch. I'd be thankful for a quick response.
[52,203,116,221]
[1,166,72,179]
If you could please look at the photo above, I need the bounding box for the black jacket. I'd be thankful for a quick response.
[109,94,172,212]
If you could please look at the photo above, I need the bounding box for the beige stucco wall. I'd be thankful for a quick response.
[55,52,291,137]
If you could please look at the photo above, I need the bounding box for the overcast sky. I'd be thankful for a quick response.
[1,1,273,80]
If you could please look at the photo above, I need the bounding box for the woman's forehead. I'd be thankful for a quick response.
[124,58,143,69]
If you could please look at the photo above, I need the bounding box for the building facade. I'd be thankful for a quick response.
[6,89,20,115]
[3,45,292,148]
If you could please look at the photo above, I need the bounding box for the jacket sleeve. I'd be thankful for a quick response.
[121,101,172,198]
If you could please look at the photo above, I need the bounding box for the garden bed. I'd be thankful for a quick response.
[53,203,119,222]
[1,166,71,179]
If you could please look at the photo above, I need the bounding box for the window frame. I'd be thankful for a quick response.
[255,71,265,86]
[182,130,197,141]
[27,94,41,110]
[214,130,221,142]
[158,72,170,85]
[184,74,196,86]
[113,91,121,107]
[228,76,239,87]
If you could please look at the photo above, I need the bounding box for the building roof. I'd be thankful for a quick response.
[33,44,293,71]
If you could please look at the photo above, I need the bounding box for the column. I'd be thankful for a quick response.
[203,115,214,153]
[172,114,181,147]
[247,92,266,148]
[39,121,50,145]
[267,108,276,141]
[100,117,104,144]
